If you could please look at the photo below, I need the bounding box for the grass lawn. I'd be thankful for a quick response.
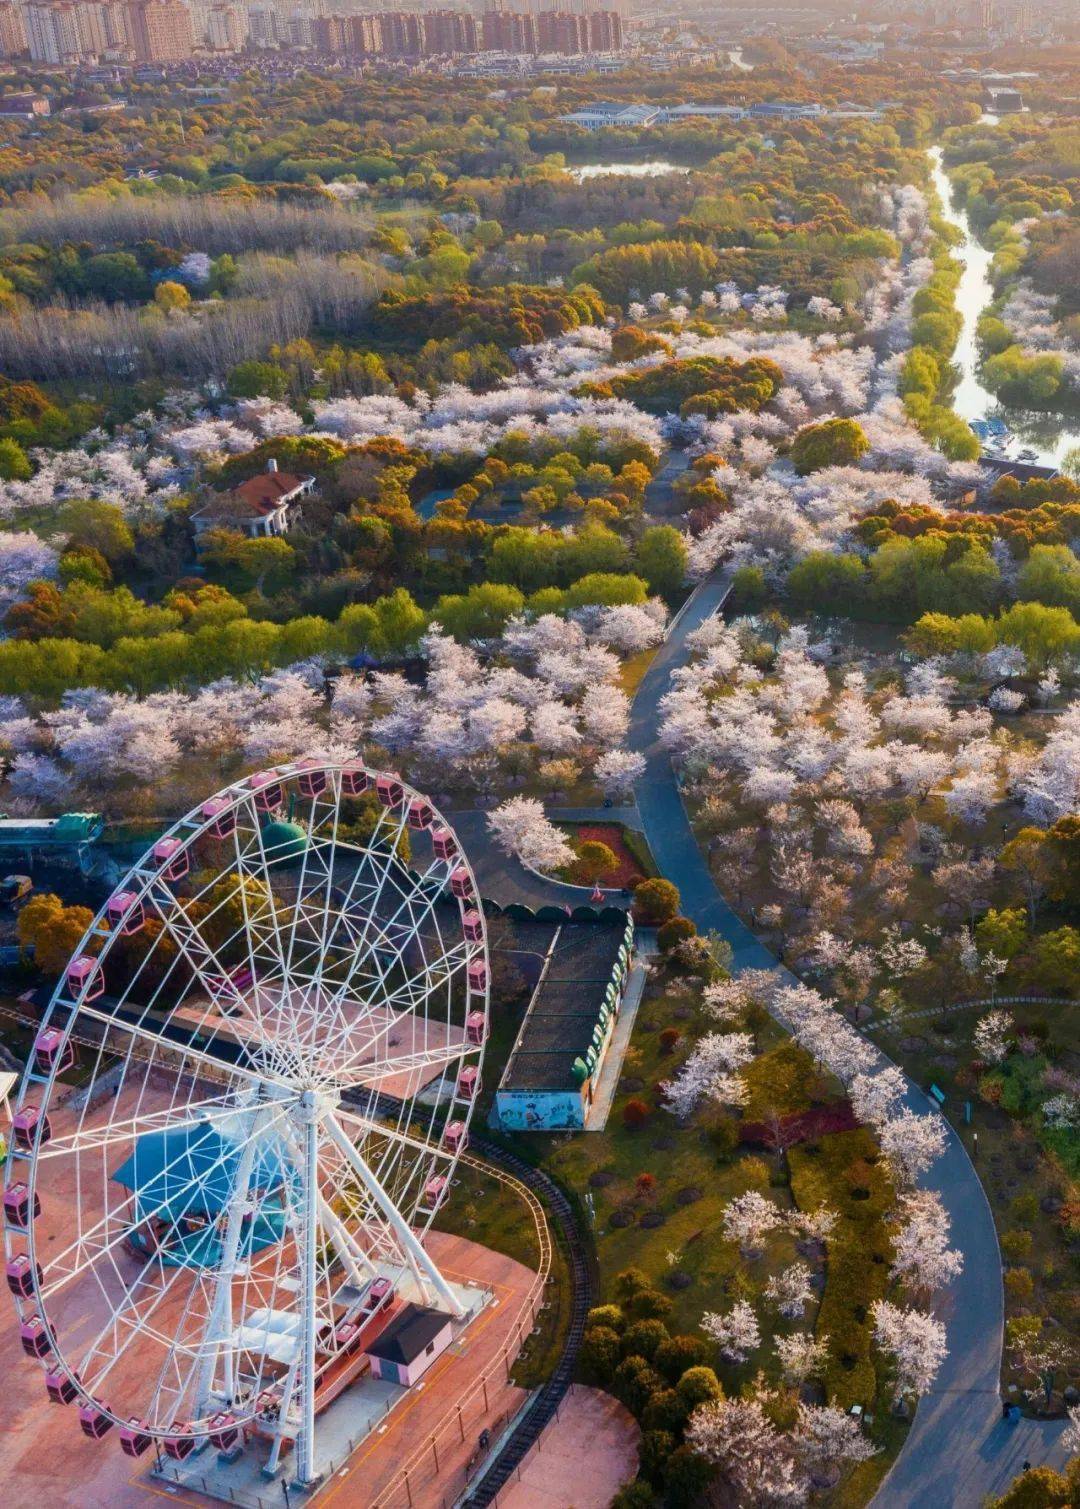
[618,647,658,698]
[868,1002,1080,1402]
[432,1154,573,1390]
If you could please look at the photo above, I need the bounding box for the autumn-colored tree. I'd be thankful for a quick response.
[17,893,95,977]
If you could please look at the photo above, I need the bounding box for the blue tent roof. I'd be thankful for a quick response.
[112,1119,287,1222]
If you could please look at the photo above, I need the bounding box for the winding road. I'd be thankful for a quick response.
[457,544,1071,1502]
[628,568,1070,1508]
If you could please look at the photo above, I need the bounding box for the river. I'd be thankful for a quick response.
[928,145,1079,469]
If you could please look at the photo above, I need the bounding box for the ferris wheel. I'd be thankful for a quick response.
[2,760,488,1486]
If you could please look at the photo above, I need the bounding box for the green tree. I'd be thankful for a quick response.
[562,572,648,609]
[787,551,866,611]
[0,437,31,480]
[997,602,1080,667]
[790,418,870,474]
[1031,928,1080,994]
[636,526,688,598]
[434,582,524,640]
[1017,545,1080,613]
[632,877,681,926]
[55,499,134,562]
[85,250,149,302]
[1045,815,1080,907]
[974,908,1027,961]
[228,360,289,400]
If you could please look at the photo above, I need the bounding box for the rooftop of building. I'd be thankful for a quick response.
[500,921,628,1094]
[365,1303,451,1364]
[195,466,314,521]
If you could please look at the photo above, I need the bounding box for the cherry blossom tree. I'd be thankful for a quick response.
[487,797,575,872]
[701,1300,762,1363]
[685,1398,806,1506]
[973,1009,1013,1065]
[765,1262,815,1320]
[594,748,646,799]
[0,531,59,611]
[889,1190,963,1295]
[849,1065,907,1128]
[792,1403,877,1481]
[877,1109,947,1187]
[661,1031,755,1118]
[720,1190,783,1256]
[774,1331,830,1385]
[871,1299,948,1402]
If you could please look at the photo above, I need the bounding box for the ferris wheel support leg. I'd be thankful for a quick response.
[195,1109,264,1417]
[296,1103,320,1488]
[324,1113,465,1320]
[267,1355,300,1477]
[316,1193,376,1289]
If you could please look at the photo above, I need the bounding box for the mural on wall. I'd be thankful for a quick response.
[495,1089,588,1132]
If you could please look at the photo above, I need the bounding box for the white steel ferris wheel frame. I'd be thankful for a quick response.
[2,760,489,1487]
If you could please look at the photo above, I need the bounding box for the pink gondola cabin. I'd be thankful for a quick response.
[295,759,328,799]
[152,836,188,881]
[208,1411,239,1451]
[106,890,144,935]
[467,961,487,993]
[450,867,472,900]
[375,774,404,809]
[20,1314,50,1359]
[66,954,102,1001]
[422,1175,448,1211]
[164,1423,196,1459]
[249,771,283,813]
[360,1276,394,1316]
[6,1253,40,1298]
[119,1418,152,1457]
[406,798,433,831]
[340,763,369,797]
[466,1011,487,1046]
[462,910,483,943]
[45,1368,78,1406]
[5,1183,40,1230]
[201,796,235,839]
[12,1105,50,1150]
[457,1065,480,1100]
[444,1119,468,1154]
[33,1027,73,1076]
[78,1401,113,1440]
[432,828,456,863]
[335,1320,360,1350]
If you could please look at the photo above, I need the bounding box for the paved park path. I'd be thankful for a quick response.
[628,569,1071,1508]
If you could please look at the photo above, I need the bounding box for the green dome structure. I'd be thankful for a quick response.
[261,817,309,862]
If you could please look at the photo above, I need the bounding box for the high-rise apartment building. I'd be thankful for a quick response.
[537,10,587,51]
[587,9,620,49]
[25,1,84,61]
[481,8,536,51]
[125,0,194,60]
[423,9,477,53]
[0,0,27,54]
[25,0,138,59]
[205,2,246,50]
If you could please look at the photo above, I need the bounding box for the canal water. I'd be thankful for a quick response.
[928,145,1079,469]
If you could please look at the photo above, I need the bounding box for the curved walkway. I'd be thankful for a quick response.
[628,571,1069,1508]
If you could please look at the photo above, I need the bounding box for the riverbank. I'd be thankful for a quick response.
[928,145,1079,470]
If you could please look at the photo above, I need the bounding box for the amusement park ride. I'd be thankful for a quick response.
[1,761,490,1497]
